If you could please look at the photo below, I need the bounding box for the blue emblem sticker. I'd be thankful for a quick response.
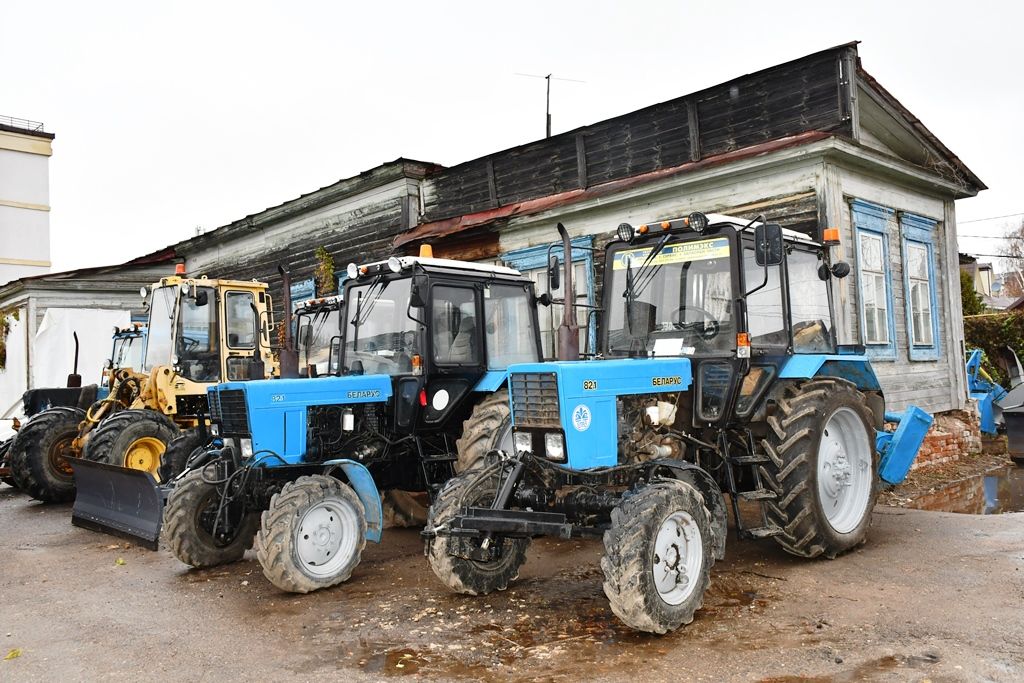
[572,404,592,432]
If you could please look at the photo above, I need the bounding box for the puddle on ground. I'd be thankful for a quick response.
[908,466,1024,514]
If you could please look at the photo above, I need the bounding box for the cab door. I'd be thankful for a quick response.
[422,280,486,427]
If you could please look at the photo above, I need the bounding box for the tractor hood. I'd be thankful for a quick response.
[208,374,392,464]
[506,358,693,469]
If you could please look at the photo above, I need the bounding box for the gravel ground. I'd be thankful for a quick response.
[1,479,1022,682]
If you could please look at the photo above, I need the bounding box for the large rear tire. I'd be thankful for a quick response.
[158,429,206,482]
[456,389,513,471]
[8,407,85,502]
[1,436,18,489]
[255,475,367,593]
[382,490,429,528]
[760,378,879,559]
[164,468,259,568]
[601,479,714,634]
[426,470,529,595]
[84,409,179,482]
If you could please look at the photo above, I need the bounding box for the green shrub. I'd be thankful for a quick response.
[964,312,1024,386]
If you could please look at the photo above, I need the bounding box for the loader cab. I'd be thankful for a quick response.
[599,213,845,425]
[341,255,542,432]
[100,325,147,390]
[139,275,276,417]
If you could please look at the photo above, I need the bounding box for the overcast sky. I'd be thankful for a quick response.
[3,1,1022,273]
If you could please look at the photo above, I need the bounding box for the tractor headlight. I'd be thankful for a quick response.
[616,223,634,242]
[544,433,566,462]
[209,423,219,436]
[513,431,533,454]
[387,256,403,273]
[139,286,149,298]
[239,438,253,458]
[346,262,359,280]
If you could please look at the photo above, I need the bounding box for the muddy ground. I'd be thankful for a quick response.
[1,470,1023,682]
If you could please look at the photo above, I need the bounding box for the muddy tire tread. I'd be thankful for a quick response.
[163,469,258,568]
[8,407,85,502]
[455,389,511,472]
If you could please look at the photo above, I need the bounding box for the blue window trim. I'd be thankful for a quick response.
[502,236,596,353]
[290,278,315,302]
[900,212,941,361]
[851,199,897,361]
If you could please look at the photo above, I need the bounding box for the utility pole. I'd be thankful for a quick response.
[515,72,586,139]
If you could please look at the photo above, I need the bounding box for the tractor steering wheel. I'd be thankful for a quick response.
[182,336,201,351]
[671,305,721,340]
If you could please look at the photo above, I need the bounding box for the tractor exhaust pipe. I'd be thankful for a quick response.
[278,264,299,379]
[555,222,579,361]
[67,331,82,388]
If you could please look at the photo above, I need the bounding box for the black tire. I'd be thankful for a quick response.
[382,490,429,528]
[164,468,259,568]
[601,479,714,634]
[255,475,366,593]
[426,469,529,595]
[1,436,17,488]
[456,389,513,471]
[760,378,879,559]
[8,407,85,502]
[159,430,207,482]
[84,409,180,481]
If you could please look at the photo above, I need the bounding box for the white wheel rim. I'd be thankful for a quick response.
[652,510,703,605]
[817,406,873,534]
[295,499,360,577]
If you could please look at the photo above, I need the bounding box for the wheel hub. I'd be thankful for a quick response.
[652,511,702,605]
[124,437,165,475]
[817,407,873,534]
[295,502,358,576]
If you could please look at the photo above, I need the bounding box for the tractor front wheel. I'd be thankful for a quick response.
[8,407,85,502]
[382,490,429,528]
[426,470,529,595]
[601,479,714,634]
[255,475,367,593]
[164,468,259,568]
[84,409,179,481]
[760,378,878,559]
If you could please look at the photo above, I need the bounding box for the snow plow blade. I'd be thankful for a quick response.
[70,458,164,550]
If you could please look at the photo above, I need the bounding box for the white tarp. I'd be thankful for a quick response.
[31,308,131,391]
[0,308,28,427]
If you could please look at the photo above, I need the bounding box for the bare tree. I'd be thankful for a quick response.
[999,219,1024,297]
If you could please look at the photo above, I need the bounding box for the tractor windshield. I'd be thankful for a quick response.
[176,286,220,382]
[343,277,418,375]
[297,306,341,376]
[143,286,178,371]
[605,236,734,357]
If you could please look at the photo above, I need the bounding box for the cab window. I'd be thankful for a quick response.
[432,286,480,365]
[225,291,257,349]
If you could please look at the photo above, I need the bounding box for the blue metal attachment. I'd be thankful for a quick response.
[876,406,933,485]
[966,349,1006,436]
[321,459,384,543]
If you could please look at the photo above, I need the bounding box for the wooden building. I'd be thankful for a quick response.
[392,42,984,414]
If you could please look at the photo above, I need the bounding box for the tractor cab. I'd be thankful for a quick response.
[293,294,343,378]
[100,324,147,394]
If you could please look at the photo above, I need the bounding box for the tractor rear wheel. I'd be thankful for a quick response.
[1,437,18,489]
[158,429,207,482]
[601,479,714,634]
[84,410,179,482]
[382,490,429,528]
[164,468,259,568]
[760,378,878,559]
[456,389,513,471]
[426,470,529,595]
[8,407,85,502]
[255,475,367,593]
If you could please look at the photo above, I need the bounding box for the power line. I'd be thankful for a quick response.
[959,212,1024,224]
[958,234,1020,239]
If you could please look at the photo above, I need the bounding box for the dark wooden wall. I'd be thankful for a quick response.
[423,46,852,223]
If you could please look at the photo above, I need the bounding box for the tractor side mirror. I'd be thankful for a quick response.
[754,223,784,266]
[547,254,561,292]
[409,275,427,308]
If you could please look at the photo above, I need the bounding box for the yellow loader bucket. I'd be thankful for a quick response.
[69,458,165,550]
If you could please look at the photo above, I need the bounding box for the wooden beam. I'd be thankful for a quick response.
[686,99,701,161]
[575,134,588,189]
[486,158,498,207]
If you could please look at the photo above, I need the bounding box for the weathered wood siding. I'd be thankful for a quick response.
[182,175,423,321]
[422,46,853,223]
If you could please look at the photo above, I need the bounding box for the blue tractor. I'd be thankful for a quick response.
[161,253,542,592]
[424,213,933,634]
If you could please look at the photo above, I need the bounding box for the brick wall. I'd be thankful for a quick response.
[911,407,983,471]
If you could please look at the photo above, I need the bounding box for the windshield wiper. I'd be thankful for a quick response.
[625,233,672,301]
